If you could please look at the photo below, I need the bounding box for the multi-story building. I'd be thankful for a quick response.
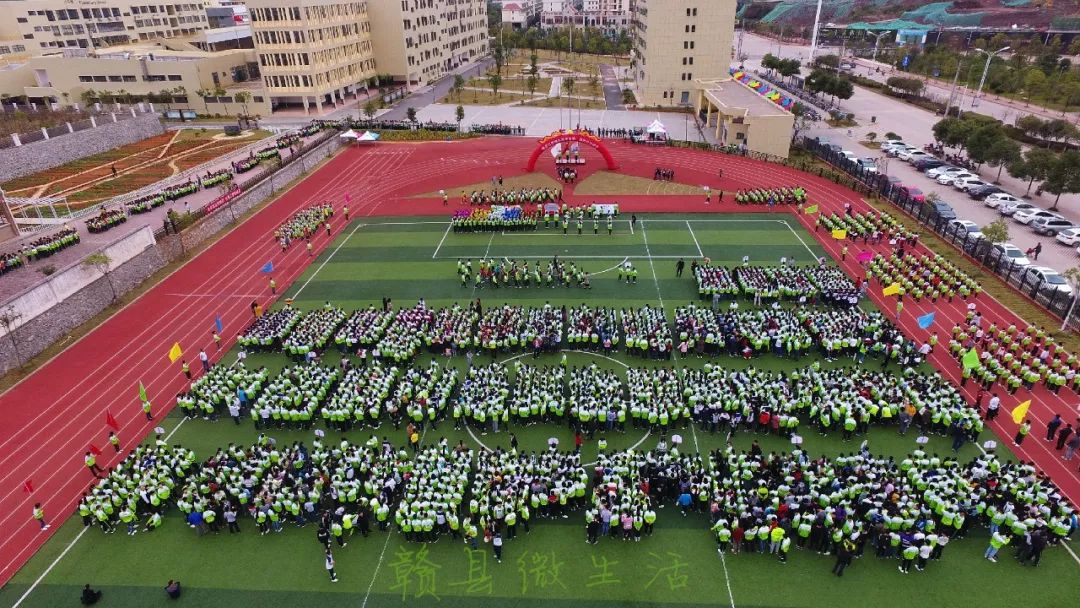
[631,0,735,107]
[582,0,629,32]
[0,0,210,53]
[368,0,487,87]
[246,0,376,113]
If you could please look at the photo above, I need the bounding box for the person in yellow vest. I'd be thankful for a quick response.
[142,399,153,421]
[181,359,191,380]
[84,451,103,478]
[33,503,49,531]
[1014,419,1031,445]
[108,431,120,453]
[269,277,277,294]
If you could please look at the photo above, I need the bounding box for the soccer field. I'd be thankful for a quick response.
[2,214,1077,608]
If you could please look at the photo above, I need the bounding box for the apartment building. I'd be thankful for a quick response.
[582,0,628,32]
[246,0,376,113]
[369,0,488,87]
[631,0,735,107]
[0,0,210,53]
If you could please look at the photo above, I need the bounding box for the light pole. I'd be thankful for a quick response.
[971,46,1009,108]
[808,0,824,63]
[871,30,891,64]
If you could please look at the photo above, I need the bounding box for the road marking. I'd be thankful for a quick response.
[431,222,453,259]
[686,221,704,258]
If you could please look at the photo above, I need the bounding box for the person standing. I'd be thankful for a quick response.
[986,394,1000,421]
[1033,242,1042,260]
[81,584,102,605]
[84,452,103,478]
[325,548,338,582]
[142,399,153,421]
[1014,419,1031,445]
[1053,422,1072,449]
[181,359,191,380]
[492,531,504,563]
[228,399,242,425]
[269,277,277,294]
[1064,432,1080,460]
[1046,414,1063,441]
[33,503,49,531]
[108,431,120,453]
[675,259,685,278]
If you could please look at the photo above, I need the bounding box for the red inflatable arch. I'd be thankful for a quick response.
[525,129,617,172]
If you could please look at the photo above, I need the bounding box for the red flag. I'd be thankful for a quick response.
[22,479,33,494]
[89,444,102,456]
[106,411,119,431]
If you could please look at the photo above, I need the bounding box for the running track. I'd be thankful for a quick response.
[0,137,1075,587]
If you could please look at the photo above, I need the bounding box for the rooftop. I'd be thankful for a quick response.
[695,78,792,118]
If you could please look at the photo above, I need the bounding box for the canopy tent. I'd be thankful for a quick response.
[339,129,359,140]
[646,120,667,135]
[357,131,380,142]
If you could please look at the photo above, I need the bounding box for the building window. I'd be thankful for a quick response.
[692,8,698,16]
[688,57,693,65]
[123,75,136,82]
[691,25,696,32]
[685,8,690,16]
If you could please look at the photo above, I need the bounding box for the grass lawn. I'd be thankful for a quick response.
[442,90,545,106]
[2,215,1076,608]
[530,49,629,75]
[467,77,554,94]
[574,172,709,196]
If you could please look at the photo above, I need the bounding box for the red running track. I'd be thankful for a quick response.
[0,137,1075,588]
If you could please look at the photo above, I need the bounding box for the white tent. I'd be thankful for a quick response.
[357,131,380,142]
[339,129,359,139]
[646,119,667,135]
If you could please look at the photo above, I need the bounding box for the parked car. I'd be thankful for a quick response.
[1022,266,1073,295]
[1030,217,1075,236]
[938,171,974,185]
[887,145,916,157]
[899,185,925,203]
[967,184,1004,199]
[992,243,1031,267]
[882,139,905,148]
[928,200,957,220]
[1014,208,1062,225]
[947,219,984,240]
[897,147,922,161]
[904,150,931,163]
[915,158,946,171]
[1000,201,1038,216]
[954,177,988,192]
[857,158,878,173]
[926,165,958,178]
[985,193,1023,208]
[1055,227,1080,246]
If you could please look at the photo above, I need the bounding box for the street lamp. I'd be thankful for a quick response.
[871,30,891,64]
[971,46,1009,108]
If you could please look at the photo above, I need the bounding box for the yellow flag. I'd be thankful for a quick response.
[1011,400,1030,425]
[831,229,847,240]
[167,342,183,363]
[882,282,901,296]
[804,204,819,215]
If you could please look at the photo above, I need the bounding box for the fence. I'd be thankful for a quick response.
[0,104,153,150]
[800,137,1080,329]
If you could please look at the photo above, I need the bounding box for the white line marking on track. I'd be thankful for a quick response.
[686,221,704,258]
[1062,540,1080,568]
[290,222,366,299]
[10,527,90,608]
[718,549,737,608]
[432,222,453,259]
[360,530,394,608]
[780,220,819,259]
[639,220,665,309]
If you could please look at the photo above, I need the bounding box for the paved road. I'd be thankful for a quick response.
[740,33,1080,277]
[599,64,625,110]
[377,59,494,122]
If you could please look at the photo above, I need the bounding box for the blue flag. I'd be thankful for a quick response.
[214,316,223,333]
[260,261,274,273]
[917,312,935,330]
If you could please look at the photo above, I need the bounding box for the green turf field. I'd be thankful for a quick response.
[3,214,1077,608]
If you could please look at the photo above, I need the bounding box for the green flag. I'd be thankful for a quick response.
[804,204,818,215]
[962,349,980,370]
[138,382,148,402]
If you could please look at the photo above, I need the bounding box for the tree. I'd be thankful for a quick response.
[1008,147,1056,194]
[1041,150,1080,209]
[884,131,901,140]
[455,104,465,130]
[195,88,210,113]
[589,72,600,97]
[363,100,376,120]
[830,78,854,103]
[83,252,116,302]
[986,137,1022,182]
[1060,80,1080,112]
[234,91,252,115]
[562,76,575,98]
[213,86,229,115]
[967,124,1009,169]
[1069,37,1080,57]
[406,107,417,123]
[865,132,877,143]
[1015,114,1045,141]
[492,43,506,76]
[530,52,539,75]
[488,73,503,98]
[762,53,780,74]
[1023,68,1047,104]
[814,54,840,70]
[526,74,539,98]
[80,89,97,107]
[452,74,465,101]
[981,218,1010,244]
[777,58,801,77]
